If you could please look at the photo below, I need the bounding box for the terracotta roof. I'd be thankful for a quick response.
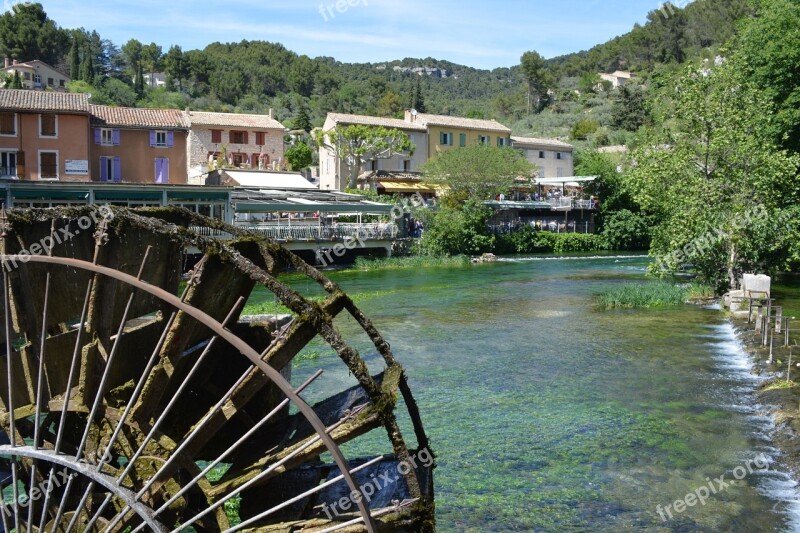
[0,89,89,113]
[326,112,427,132]
[90,105,188,129]
[511,136,574,150]
[413,113,511,133]
[185,111,285,130]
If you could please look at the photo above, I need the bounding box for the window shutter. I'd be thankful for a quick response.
[100,158,108,182]
[167,131,174,147]
[112,129,120,146]
[149,130,156,147]
[113,157,121,182]
[94,128,101,145]
[242,132,249,145]
[460,133,466,147]
[440,132,444,145]
[252,153,258,169]
[211,129,221,143]
[229,131,235,143]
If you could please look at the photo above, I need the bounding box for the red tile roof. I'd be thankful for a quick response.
[0,89,89,113]
[90,105,189,129]
[185,111,285,130]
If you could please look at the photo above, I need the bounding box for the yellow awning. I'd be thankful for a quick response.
[378,181,435,193]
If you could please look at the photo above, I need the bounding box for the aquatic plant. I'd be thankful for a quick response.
[352,254,471,271]
[598,281,713,309]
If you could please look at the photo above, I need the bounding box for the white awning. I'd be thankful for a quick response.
[534,176,597,186]
[224,171,318,190]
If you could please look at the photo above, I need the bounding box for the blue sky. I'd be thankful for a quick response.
[24,0,667,69]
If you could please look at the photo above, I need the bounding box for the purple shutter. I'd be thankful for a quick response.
[167,131,174,147]
[94,128,101,145]
[149,130,156,147]
[113,157,121,182]
[112,129,120,146]
[155,158,168,183]
[99,157,108,182]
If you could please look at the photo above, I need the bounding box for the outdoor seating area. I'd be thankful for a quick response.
[488,218,595,235]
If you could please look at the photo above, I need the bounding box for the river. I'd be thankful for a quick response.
[285,255,800,531]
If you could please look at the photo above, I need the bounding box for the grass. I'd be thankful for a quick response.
[762,379,799,392]
[351,254,470,271]
[598,282,714,309]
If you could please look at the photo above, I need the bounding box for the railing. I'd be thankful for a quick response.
[190,222,398,242]
[488,219,595,235]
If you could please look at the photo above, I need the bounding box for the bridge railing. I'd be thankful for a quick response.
[189,222,398,242]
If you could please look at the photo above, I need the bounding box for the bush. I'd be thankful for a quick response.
[602,209,651,250]
[496,229,607,254]
[571,118,601,141]
[419,201,495,256]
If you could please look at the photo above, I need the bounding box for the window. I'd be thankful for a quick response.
[538,166,545,178]
[230,131,247,144]
[100,156,121,182]
[96,128,119,146]
[155,157,169,184]
[39,151,58,180]
[23,72,30,81]
[150,130,174,148]
[47,77,53,86]
[556,152,563,160]
[538,151,546,159]
[459,133,467,147]
[39,114,57,137]
[0,151,16,177]
[232,153,246,167]
[0,113,16,136]
[403,160,411,171]
[440,132,453,146]
[255,132,265,146]
[211,129,222,143]
[497,137,509,147]
[59,79,65,87]
[557,167,564,177]
[478,135,490,145]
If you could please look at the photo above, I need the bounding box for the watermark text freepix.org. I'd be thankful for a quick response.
[656,453,770,521]
[320,447,434,519]
[319,0,368,22]
[1,205,114,273]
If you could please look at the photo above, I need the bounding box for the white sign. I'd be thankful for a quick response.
[65,160,88,175]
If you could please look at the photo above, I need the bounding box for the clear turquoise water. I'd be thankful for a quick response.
[287,255,800,532]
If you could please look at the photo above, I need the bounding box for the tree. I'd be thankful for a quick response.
[408,78,426,113]
[288,55,316,97]
[68,39,80,80]
[285,143,313,171]
[520,50,551,113]
[316,125,415,189]
[141,42,162,82]
[9,70,22,89]
[164,45,188,91]
[571,119,601,140]
[611,84,649,131]
[121,38,143,80]
[377,91,402,117]
[0,3,68,66]
[736,0,800,154]
[422,145,532,207]
[292,98,312,132]
[625,62,800,291]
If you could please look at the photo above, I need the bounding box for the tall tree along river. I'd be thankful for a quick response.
[284,255,800,531]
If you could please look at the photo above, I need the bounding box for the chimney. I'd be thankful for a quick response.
[12,59,17,66]
[268,108,274,120]
[405,109,417,123]
[3,58,9,69]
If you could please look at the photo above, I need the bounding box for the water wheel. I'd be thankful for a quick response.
[0,206,434,532]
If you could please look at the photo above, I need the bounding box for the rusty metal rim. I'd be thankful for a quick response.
[0,446,168,532]
[2,254,377,533]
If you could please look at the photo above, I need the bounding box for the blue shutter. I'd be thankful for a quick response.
[99,157,108,182]
[166,131,174,147]
[94,128,101,145]
[112,129,120,146]
[149,130,156,147]
[113,157,121,182]
[440,132,444,145]
[155,158,169,183]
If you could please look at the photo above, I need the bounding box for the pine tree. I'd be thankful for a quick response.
[408,79,426,113]
[292,99,312,132]
[135,63,144,97]
[68,40,80,80]
[10,70,22,89]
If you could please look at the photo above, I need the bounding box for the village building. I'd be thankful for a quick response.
[0,89,91,182]
[90,105,189,184]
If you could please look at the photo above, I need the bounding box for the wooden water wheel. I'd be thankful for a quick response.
[0,206,434,532]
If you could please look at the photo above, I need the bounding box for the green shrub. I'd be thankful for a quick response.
[602,209,651,250]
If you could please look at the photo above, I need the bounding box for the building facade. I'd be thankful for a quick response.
[90,105,189,185]
[0,90,91,182]
[185,110,286,185]
[3,59,70,91]
[406,110,512,157]
[511,136,574,178]
[318,113,428,191]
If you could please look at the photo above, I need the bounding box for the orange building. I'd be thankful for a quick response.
[0,90,91,181]
[90,105,188,184]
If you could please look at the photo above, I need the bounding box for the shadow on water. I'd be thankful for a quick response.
[278,256,800,531]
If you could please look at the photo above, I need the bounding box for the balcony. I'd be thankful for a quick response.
[191,222,398,243]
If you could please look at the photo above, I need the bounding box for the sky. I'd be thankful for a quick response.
[22,0,669,69]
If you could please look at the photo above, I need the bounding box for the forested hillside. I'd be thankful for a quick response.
[0,1,752,142]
